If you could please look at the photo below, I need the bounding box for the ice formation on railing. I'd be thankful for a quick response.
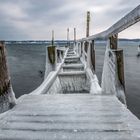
[47,77,62,94]
[0,85,16,113]
[101,41,126,104]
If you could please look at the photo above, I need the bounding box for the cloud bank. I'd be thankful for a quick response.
[0,0,139,40]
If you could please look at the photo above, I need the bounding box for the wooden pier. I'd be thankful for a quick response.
[0,4,140,140]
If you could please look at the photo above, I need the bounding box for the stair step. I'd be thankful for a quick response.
[59,71,85,76]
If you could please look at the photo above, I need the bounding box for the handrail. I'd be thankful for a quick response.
[30,48,68,95]
[78,5,140,41]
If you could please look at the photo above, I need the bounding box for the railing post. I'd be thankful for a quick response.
[90,40,95,71]
[78,42,81,56]
[109,34,125,91]
[0,41,16,113]
[47,46,56,64]
[87,41,91,68]
[113,49,125,91]
[109,34,118,49]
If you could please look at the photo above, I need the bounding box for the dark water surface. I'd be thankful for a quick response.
[6,44,46,98]
[6,41,140,119]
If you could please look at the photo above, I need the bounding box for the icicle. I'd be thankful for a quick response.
[101,41,126,104]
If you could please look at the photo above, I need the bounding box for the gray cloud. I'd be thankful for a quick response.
[0,0,139,40]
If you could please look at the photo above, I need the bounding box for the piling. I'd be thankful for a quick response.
[113,49,125,90]
[109,34,125,91]
[109,34,118,49]
[0,41,16,113]
[90,40,95,71]
[47,30,56,64]
[86,11,90,37]
[0,41,10,96]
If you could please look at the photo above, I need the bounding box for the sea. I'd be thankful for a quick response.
[6,40,140,119]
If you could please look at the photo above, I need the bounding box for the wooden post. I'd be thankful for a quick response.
[109,34,118,49]
[109,34,125,91]
[74,28,76,45]
[113,49,125,90]
[67,28,69,47]
[81,42,83,55]
[0,41,16,113]
[0,41,10,96]
[90,40,95,71]
[52,30,54,46]
[47,46,56,64]
[86,11,90,37]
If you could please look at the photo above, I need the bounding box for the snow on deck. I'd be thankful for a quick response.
[0,94,140,140]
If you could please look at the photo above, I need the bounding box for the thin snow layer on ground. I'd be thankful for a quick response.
[101,42,126,104]
[0,86,16,113]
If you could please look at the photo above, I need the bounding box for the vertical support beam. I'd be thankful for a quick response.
[79,42,81,56]
[74,28,76,45]
[87,41,92,68]
[113,49,125,91]
[67,28,69,47]
[109,34,125,90]
[48,30,56,64]
[0,41,16,113]
[52,30,54,46]
[81,42,83,56]
[86,11,90,37]
[0,41,9,97]
[90,40,95,71]
[85,11,90,53]
[109,34,118,49]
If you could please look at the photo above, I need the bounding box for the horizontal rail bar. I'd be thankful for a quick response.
[78,5,140,41]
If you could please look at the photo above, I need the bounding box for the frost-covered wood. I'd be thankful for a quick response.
[0,41,16,113]
[0,94,140,139]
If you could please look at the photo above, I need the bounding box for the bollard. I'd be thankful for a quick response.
[113,49,125,90]
[109,34,118,49]
[47,46,56,64]
[90,40,95,71]
[0,41,16,113]
[0,41,10,96]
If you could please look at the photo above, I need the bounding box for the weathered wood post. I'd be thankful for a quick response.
[74,28,76,46]
[113,49,125,90]
[90,40,95,71]
[109,34,118,49]
[81,42,83,57]
[109,34,125,91]
[48,30,56,64]
[67,28,70,47]
[0,41,16,113]
[86,11,90,38]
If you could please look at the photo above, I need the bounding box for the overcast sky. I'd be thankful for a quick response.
[0,0,139,40]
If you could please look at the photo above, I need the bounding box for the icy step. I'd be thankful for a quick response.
[67,54,77,57]
[62,64,84,72]
[65,56,80,59]
[64,57,80,64]
[59,71,85,76]
[0,94,140,140]
[58,71,89,93]
[62,63,84,67]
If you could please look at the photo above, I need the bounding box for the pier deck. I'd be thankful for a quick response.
[0,94,140,140]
